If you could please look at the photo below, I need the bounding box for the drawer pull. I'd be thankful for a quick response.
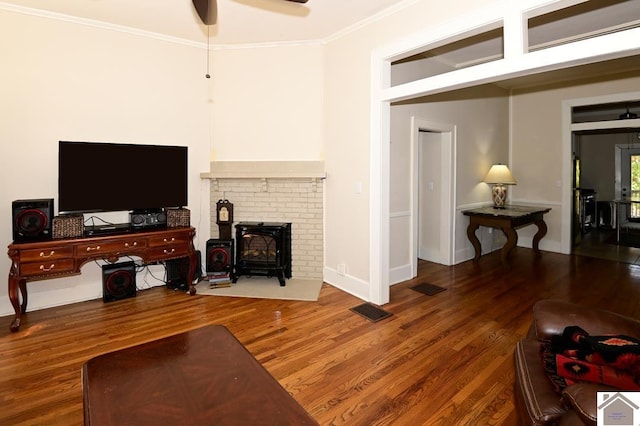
[40,264,55,272]
[163,248,175,254]
[86,246,101,252]
[163,237,176,243]
[124,242,138,248]
[40,250,55,258]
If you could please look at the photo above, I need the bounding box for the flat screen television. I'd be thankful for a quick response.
[58,141,188,214]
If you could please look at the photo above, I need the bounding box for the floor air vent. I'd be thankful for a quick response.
[350,303,392,322]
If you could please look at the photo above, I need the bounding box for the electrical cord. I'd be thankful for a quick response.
[84,215,117,227]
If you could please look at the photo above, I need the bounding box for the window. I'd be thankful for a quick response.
[631,154,640,218]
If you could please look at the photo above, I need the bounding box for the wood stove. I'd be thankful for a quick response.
[233,222,291,286]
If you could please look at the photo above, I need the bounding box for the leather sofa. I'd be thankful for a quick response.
[514,299,640,425]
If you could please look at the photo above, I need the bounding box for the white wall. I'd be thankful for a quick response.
[209,44,325,161]
[0,9,212,316]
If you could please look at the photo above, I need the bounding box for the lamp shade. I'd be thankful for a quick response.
[484,164,517,185]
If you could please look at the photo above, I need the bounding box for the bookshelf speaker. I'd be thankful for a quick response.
[12,198,54,242]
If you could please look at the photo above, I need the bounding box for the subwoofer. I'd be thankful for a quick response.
[166,257,188,290]
[166,251,203,290]
[102,262,137,302]
[206,239,233,274]
[12,198,54,242]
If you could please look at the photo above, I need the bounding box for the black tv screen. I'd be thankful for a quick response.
[58,141,188,213]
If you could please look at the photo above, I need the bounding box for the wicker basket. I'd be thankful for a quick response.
[167,208,190,227]
[52,215,84,239]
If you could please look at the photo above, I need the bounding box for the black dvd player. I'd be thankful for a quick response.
[84,223,132,236]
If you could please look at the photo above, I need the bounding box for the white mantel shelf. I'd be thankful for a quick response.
[200,161,326,180]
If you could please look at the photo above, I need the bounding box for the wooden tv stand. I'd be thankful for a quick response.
[7,226,198,332]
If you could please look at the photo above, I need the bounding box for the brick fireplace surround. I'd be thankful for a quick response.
[202,161,325,280]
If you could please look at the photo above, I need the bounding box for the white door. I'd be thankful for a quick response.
[410,117,456,278]
[418,130,442,262]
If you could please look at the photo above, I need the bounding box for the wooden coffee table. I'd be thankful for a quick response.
[82,325,317,425]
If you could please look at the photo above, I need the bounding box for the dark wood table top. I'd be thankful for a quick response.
[83,324,317,425]
[462,204,551,218]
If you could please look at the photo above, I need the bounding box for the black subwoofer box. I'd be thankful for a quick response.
[12,198,54,243]
[166,251,202,290]
[102,262,137,303]
[206,239,234,274]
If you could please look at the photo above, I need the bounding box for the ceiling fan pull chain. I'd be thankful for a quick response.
[206,25,211,79]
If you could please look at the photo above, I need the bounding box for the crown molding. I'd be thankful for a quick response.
[0,2,203,48]
[325,0,419,43]
[0,0,418,50]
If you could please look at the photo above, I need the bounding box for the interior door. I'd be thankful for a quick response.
[616,144,640,221]
[418,130,441,262]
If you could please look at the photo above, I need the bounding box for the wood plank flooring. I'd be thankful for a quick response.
[2,247,640,425]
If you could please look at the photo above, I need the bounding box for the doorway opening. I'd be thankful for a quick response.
[409,118,456,279]
[569,104,640,264]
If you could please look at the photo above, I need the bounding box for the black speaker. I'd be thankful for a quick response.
[206,239,233,273]
[166,251,203,290]
[166,258,186,289]
[102,262,137,303]
[12,198,54,242]
[130,210,167,230]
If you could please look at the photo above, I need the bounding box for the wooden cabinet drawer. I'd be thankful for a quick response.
[76,238,148,255]
[148,234,190,247]
[20,259,76,277]
[147,246,189,259]
[19,246,75,262]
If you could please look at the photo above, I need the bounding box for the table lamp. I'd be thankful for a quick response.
[484,164,516,208]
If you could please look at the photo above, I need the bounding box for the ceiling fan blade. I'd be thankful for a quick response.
[193,0,218,25]
[284,0,309,3]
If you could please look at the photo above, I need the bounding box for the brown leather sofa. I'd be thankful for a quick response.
[514,299,640,425]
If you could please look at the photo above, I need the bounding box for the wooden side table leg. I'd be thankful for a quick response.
[9,275,24,332]
[532,217,548,255]
[8,249,27,332]
[466,221,482,263]
[501,226,518,270]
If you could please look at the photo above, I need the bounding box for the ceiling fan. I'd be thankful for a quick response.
[192,0,309,25]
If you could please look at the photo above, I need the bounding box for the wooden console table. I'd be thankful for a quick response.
[462,205,551,269]
[7,226,198,332]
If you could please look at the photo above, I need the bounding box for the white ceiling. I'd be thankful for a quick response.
[0,0,412,45]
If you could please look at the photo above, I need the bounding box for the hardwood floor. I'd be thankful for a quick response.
[2,248,640,425]
[572,227,640,265]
